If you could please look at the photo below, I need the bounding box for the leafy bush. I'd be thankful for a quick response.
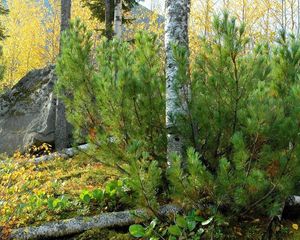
[169,13,300,221]
[129,211,213,240]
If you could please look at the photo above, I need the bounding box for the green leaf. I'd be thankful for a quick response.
[194,216,205,222]
[129,224,145,238]
[168,225,182,236]
[47,198,54,210]
[53,199,61,208]
[92,189,104,202]
[149,218,158,229]
[168,236,177,240]
[202,216,214,226]
[176,215,187,228]
[80,190,91,204]
[187,220,196,231]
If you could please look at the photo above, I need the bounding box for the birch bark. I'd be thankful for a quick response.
[165,0,190,156]
[114,0,123,38]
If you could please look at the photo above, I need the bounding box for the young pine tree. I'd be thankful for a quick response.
[168,13,300,221]
[56,20,166,212]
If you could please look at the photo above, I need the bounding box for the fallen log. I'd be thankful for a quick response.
[9,205,181,240]
[31,144,89,164]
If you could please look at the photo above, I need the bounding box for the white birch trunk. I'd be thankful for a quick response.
[165,0,190,156]
[297,0,300,38]
[114,0,123,39]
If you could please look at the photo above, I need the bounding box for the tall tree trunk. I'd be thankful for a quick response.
[165,0,190,157]
[297,0,300,38]
[105,0,113,40]
[60,0,71,52]
[291,1,295,32]
[114,0,123,38]
[56,0,71,151]
[282,0,285,30]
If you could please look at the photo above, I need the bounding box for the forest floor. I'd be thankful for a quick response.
[1,148,300,239]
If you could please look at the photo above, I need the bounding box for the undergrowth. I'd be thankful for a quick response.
[0,151,121,230]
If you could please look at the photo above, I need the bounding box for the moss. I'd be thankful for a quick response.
[75,228,132,240]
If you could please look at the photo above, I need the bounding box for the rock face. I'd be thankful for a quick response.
[0,65,62,155]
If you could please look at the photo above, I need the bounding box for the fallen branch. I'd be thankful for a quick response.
[31,144,89,164]
[9,205,181,240]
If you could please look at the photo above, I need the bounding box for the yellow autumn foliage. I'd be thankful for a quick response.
[0,0,299,90]
[0,0,47,89]
[0,0,102,91]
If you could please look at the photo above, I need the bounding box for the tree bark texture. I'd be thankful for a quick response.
[114,0,123,38]
[165,0,190,157]
[56,0,71,151]
[9,205,180,240]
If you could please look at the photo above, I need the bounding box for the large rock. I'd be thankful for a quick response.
[0,65,61,155]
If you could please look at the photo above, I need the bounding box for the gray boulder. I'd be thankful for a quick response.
[0,65,63,155]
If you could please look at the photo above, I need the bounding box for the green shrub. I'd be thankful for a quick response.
[56,19,165,212]
[57,14,300,235]
[169,13,300,221]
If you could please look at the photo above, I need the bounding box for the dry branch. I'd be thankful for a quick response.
[9,205,180,240]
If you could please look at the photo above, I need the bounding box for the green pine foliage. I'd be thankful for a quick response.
[57,14,300,228]
[56,19,165,211]
[169,12,300,220]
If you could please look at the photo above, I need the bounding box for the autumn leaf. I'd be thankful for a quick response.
[292,224,299,230]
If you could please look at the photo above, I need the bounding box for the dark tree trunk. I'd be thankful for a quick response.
[60,0,71,51]
[56,0,71,151]
[105,0,113,40]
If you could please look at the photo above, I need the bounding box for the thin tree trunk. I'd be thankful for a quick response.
[282,0,285,30]
[105,0,112,39]
[165,0,190,157]
[56,0,71,151]
[114,0,122,39]
[59,0,71,52]
[291,0,295,32]
[297,0,300,38]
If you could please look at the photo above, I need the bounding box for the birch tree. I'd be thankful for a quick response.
[114,0,122,38]
[298,0,300,36]
[55,0,71,151]
[165,0,190,156]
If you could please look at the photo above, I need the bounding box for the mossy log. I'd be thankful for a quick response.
[9,205,180,240]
